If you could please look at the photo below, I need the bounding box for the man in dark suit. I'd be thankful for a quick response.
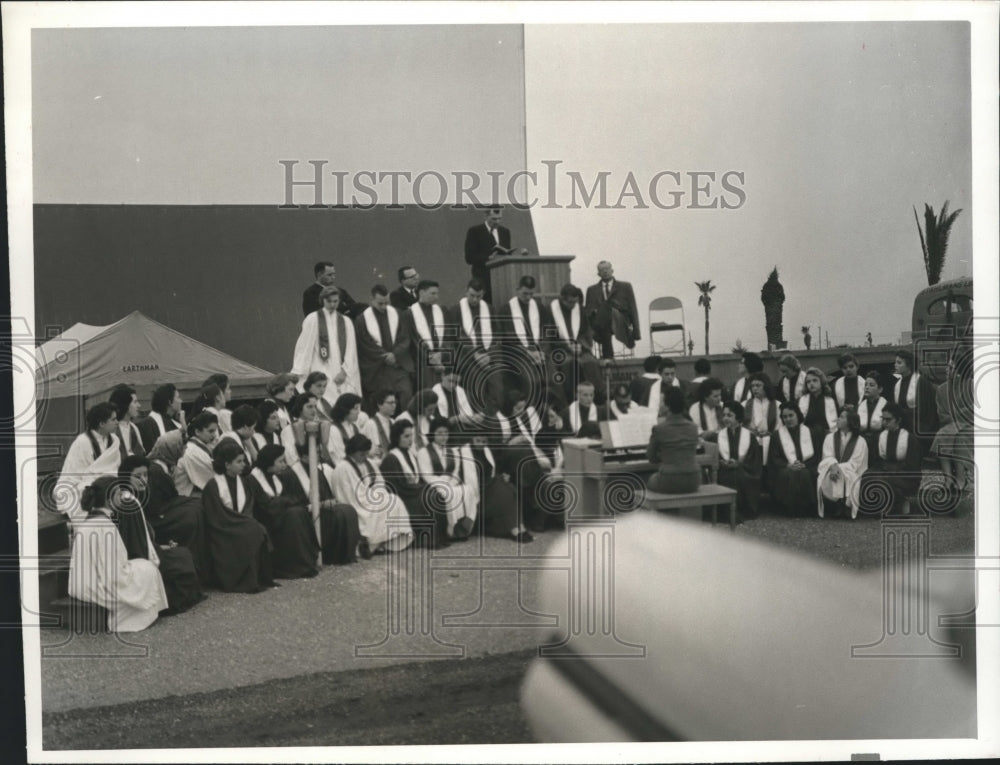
[389,265,420,311]
[464,207,526,303]
[584,260,640,359]
[302,261,365,319]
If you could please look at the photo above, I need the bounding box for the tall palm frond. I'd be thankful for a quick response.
[914,201,962,286]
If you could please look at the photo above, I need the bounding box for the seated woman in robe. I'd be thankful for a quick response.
[465,425,532,542]
[120,455,210,595]
[769,403,819,516]
[776,354,807,405]
[304,371,335,422]
[266,443,361,566]
[252,400,284,451]
[647,386,701,495]
[688,378,725,444]
[68,475,169,632]
[201,440,276,593]
[743,372,779,465]
[415,417,479,541]
[327,393,366,465]
[174,412,220,497]
[203,373,235,432]
[265,373,298,430]
[330,433,414,556]
[931,351,974,495]
[857,371,888,458]
[190,383,232,433]
[798,366,838,456]
[858,402,923,517]
[393,388,439,456]
[281,392,335,472]
[816,407,868,519]
[717,400,763,522]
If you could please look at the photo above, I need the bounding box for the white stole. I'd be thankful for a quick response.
[893,372,921,409]
[549,299,580,343]
[834,376,865,409]
[290,461,312,495]
[149,411,179,438]
[250,467,282,497]
[362,305,399,349]
[858,397,886,432]
[508,297,541,348]
[410,303,445,351]
[798,394,838,431]
[388,448,417,479]
[719,426,751,462]
[781,371,806,403]
[514,407,542,441]
[459,297,493,349]
[733,377,752,402]
[214,474,247,514]
[879,429,910,462]
[777,424,814,462]
[568,401,598,434]
[642,373,662,411]
[432,383,474,419]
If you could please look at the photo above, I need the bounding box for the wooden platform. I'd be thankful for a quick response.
[640,483,738,530]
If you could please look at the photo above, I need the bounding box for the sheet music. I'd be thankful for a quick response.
[605,413,657,448]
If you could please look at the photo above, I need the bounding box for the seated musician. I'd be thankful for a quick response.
[608,383,649,420]
[647,386,701,495]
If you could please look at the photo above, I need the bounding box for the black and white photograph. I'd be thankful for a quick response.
[4,1,999,762]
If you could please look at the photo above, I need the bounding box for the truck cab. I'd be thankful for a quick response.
[911,276,973,383]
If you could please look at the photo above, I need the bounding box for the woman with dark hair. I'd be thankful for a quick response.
[118,456,205,611]
[816,408,868,519]
[465,425,531,542]
[217,404,260,475]
[857,371,888,455]
[717,400,763,522]
[137,383,185,453]
[394,388,439,454]
[731,352,764,403]
[798,366,838,454]
[282,392,334,472]
[416,417,478,541]
[200,440,276,593]
[379,419,449,549]
[203,374,234,432]
[253,400,284,451]
[689,377,725,443]
[265,373,298,429]
[304,371,334,421]
[769,404,818,516]
[108,385,146,459]
[190,383,232,432]
[744,372,779,464]
[328,392,366,464]
[648,386,701,494]
[68,475,169,632]
[536,403,571,471]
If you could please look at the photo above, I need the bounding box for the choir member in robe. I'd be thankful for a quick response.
[857,371,888,457]
[548,283,605,407]
[264,374,298,430]
[567,381,604,438]
[355,283,414,415]
[816,408,868,519]
[403,280,449,392]
[730,352,764,404]
[657,358,687,413]
[689,378,725,443]
[416,418,479,541]
[776,354,807,406]
[327,393,366,465]
[216,404,260,475]
[630,356,664,410]
[203,374,235,432]
[330,433,414,555]
[769,404,819,516]
[291,285,362,404]
[647,386,701,495]
[201,440,276,593]
[379,420,450,550]
[931,351,975,495]
[394,388,439,455]
[303,371,335,421]
[717,401,763,522]
[56,403,122,522]
[466,426,532,541]
[108,385,146,460]
[190,383,231,434]
[281,392,335,473]
[246,444,321,577]
[253,400,284,451]
[500,389,563,531]
[367,390,397,464]
[137,383,185,454]
[892,349,939,456]
[744,372,780,465]
[433,370,486,430]
[68,475,169,632]
[686,358,712,408]
[119,457,205,612]
[833,353,866,413]
[858,402,923,516]
[174,412,220,497]
[499,274,551,412]
[448,278,504,416]
[798,367,838,455]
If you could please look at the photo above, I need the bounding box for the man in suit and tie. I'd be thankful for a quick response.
[464,207,527,303]
[389,265,421,311]
[584,260,641,359]
[302,261,365,319]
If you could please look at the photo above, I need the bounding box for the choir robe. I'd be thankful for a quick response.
[137,411,182,455]
[355,305,415,413]
[203,406,233,434]
[116,420,146,460]
[798,393,838,455]
[142,460,212,584]
[816,431,868,519]
[368,413,394,464]
[857,396,887,457]
[498,409,564,530]
[252,430,283,452]
[548,298,605,407]
[175,438,216,496]
[68,509,169,632]
[281,420,335,472]
[689,401,723,443]
[378,447,448,544]
[327,420,364,465]
[201,474,275,593]
[403,302,450,391]
[567,399,604,438]
[499,296,552,409]
[833,375,865,412]
[744,397,779,463]
[778,371,807,405]
[278,463,361,566]
[730,376,754,404]
[469,445,522,538]
[630,373,662,410]
[859,428,922,515]
[56,430,123,521]
[246,467,321,577]
[416,444,479,538]
[432,382,479,429]
[330,458,414,552]
[892,372,939,447]
[717,425,763,521]
[291,308,362,404]
[769,424,819,516]
[218,430,258,476]
[448,298,504,416]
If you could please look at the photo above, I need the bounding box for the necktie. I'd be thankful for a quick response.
[603,282,610,300]
[491,227,499,245]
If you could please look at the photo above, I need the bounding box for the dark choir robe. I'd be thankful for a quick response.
[447,298,504,416]
[404,302,450,391]
[800,393,838,456]
[503,410,563,531]
[548,298,605,407]
[379,447,449,545]
[201,475,275,593]
[716,426,763,521]
[893,372,939,450]
[470,445,521,538]
[568,400,604,438]
[859,427,922,515]
[499,296,551,410]
[137,412,182,455]
[355,305,415,414]
[630,373,661,408]
[115,496,203,614]
[247,469,321,578]
[278,466,360,566]
[142,461,212,585]
[117,421,146,460]
[769,425,819,516]
[833,375,865,412]
[369,413,393,458]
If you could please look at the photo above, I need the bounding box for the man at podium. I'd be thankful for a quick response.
[464,206,527,303]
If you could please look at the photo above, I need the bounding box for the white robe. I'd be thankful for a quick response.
[330,459,413,552]
[175,439,215,496]
[291,308,362,404]
[327,420,362,465]
[416,444,479,536]
[816,432,868,519]
[68,509,169,632]
[56,431,123,522]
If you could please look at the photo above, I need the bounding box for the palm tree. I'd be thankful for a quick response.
[695,280,715,355]
[760,267,785,350]
[913,201,962,286]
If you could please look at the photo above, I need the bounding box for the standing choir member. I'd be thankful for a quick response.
[717,401,762,522]
[891,350,939,455]
[730,352,764,404]
[584,260,640,359]
[466,426,532,542]
[776,354,807,405]
[798,367,838,455]
[816,408,868,519]
[646,387,701,495]
[769,404,819,516]
[500,275,550,410]
[501,390,562,531]
[859,402,922,516]
[449,278,504,416]
[137,383,185,453]
[404,280,449,391]
[744,372,779,464]
[630,356,664,410]
[200,440,276,593]
[567,381,603,438]
[416,418,478,541]
[174,412,220,496]
[833,353,865,412]
[857,371,888,456]
[56,403,122,521]
[68,476,169,632]
[109,385,146,460]
[331,434,414,555]
[549,283,604,406]
[689,378,725,443]
[291,285,362,404]
[356,283,414,414]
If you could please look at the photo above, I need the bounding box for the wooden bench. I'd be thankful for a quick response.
[640,483,739,530]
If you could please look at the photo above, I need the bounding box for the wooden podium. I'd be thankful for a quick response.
[486,255,575,303]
